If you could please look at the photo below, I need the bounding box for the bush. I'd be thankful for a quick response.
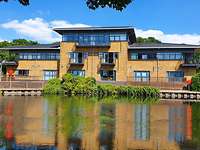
[43,73,160,99]
[191,73,200,91]
[43,78,62,95]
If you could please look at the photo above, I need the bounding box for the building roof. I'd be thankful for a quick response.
[53,26,134,33]
[0,42,60,50]
[129,43,200,49]
[53,26,136,44]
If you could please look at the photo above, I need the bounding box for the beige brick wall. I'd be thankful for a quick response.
[59,42,128,81]
[16,60,59,80]
[127,60,184,80]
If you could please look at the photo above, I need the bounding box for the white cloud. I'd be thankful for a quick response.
[1,17,200,45]
[1,18,90,43]
[135,28,200,45]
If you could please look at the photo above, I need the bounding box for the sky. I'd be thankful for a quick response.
[0,0,200,44]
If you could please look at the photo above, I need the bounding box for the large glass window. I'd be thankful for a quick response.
[134,71,150,82]
[135,105,150,141]
[62,32,128,45]
[69,52,86,64]
[15,70,29,76]
[99,52,117,64]
[71,70,85,77]
[100,70,116,81]
[43,70,58,80]
[167,71,184,82]
[19,53,60,60]
[157,53,183,60]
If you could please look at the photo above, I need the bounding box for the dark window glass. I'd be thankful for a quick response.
[43,70,58,80]
[71,70,85,77]
[134,71,150,82]
[19,53,60,60]
[15,70,29,76]
[100,70,116,81]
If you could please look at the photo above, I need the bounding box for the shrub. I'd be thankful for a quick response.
[44,73,160,99]
[43,78,62,95]
[191,73,200,91]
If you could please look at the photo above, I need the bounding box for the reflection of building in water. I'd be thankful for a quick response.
[115,103,192,150]
[12,97,56,149]
[0,96,192,150]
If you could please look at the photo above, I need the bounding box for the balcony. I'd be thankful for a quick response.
[100,58,116,66]
[182,58,200,67]
[76,35,111,47]
[76,41,110,47]
[69,58,84,65]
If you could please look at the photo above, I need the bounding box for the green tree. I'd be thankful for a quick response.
[0,39,38,48]
[0,0,29,5]
[136,37,161,44]
[0,0,133,11]
[0,51,16,61]
[191,73,200,91]
[192,52,200,64]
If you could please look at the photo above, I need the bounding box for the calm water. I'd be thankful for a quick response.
[0,96,199,150]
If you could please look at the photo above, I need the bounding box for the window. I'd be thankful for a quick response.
[71,70,85,77]
[130,53,138,60]
[43,70,58,80]
[99,52,117,64]
[109,33,127,41]
[62,32,128,44]
[135,105,150,141]
[15,70,29,76]
[69,52,84,64]
[167,71,184,82]
[157,53,183,60]
[19,53,60,60]
[130,53,156,60]
[100,70,116,81]
[142,54,148,60]
[134,71,150,82]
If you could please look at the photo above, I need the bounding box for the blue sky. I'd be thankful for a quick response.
[0,0,200,44]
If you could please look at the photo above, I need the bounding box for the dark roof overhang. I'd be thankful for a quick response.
[53,26,136,44]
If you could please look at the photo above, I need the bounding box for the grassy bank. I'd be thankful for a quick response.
[43,73,160,99]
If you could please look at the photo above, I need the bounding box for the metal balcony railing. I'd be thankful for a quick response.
[100,59,116,65]
[69,58,84,65]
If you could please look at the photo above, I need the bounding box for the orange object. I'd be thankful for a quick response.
[186,79,192,85]
[7,68,14,77]
[5,118,13,140]
[186,105,192,140]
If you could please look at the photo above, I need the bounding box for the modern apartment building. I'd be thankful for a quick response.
[1,26,200,84]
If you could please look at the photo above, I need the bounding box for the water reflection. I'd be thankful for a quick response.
[0,96,199,150]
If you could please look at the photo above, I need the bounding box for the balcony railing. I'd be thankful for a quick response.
[76,41,110,47]
[127,77,185,90]
[100,58,116,65]
[182,58,200,67]
[69,58,84,65]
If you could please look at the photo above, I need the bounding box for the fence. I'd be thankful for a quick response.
[127,77,186,90]
[1,76,42,81]
[0,81,46,89]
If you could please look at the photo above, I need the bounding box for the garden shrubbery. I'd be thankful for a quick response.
[191,73,200,91]
[43,78,62,95]
[43,73,160,98]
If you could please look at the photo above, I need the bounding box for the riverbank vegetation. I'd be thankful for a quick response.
[191,73,200,91]
[43,73,160,99]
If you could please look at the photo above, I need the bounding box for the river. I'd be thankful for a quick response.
[0,96,199,150]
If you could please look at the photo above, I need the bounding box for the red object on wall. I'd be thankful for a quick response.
[7,68,14,77]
